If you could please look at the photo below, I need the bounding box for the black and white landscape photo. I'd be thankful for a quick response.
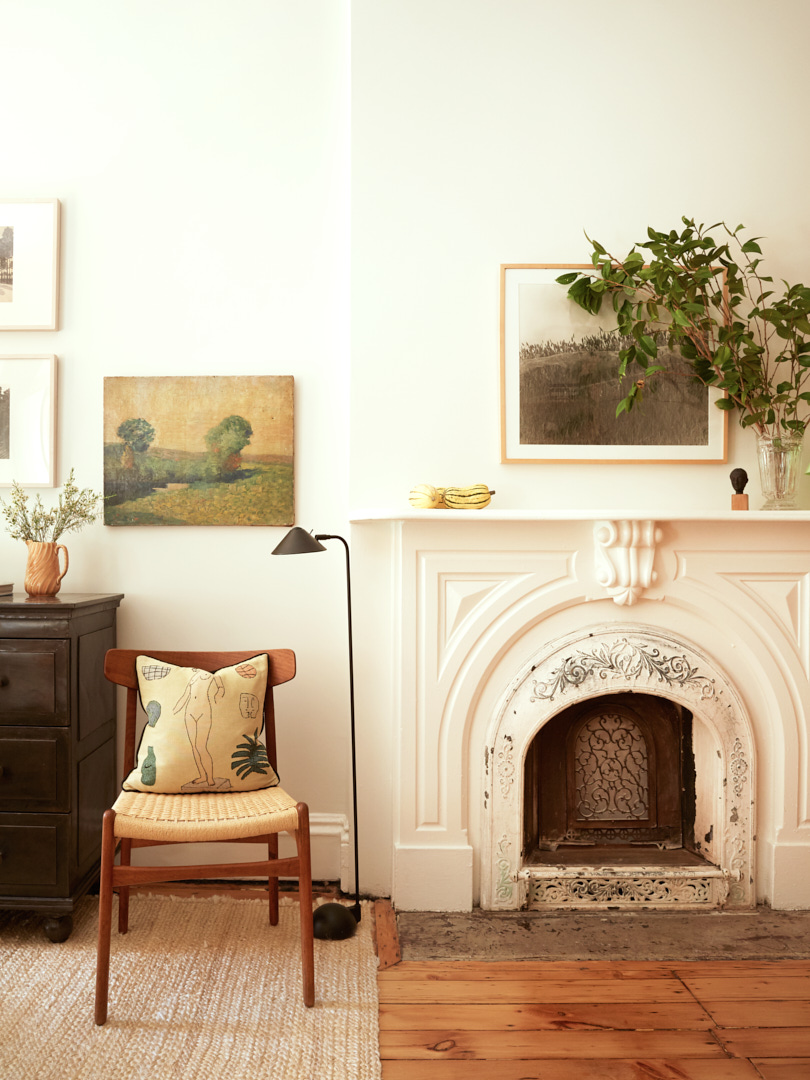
[0,226,13,304]
[517,282,709,448]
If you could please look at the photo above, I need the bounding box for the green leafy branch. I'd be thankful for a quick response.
[557,218,810,437]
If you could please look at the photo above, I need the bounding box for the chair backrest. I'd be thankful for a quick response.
[104,649,296,784]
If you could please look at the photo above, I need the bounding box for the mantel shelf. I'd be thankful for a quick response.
[350,508,810,524]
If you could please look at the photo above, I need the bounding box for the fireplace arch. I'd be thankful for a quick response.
[481,623,755,910]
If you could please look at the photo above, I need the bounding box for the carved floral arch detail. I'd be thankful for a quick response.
[481,624,755,911]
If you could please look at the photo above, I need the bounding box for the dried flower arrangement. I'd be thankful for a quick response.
[1,469,104,542]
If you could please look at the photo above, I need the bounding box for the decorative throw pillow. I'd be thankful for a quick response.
[122,654,280,794]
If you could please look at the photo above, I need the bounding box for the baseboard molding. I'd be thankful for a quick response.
[309,812,351,892]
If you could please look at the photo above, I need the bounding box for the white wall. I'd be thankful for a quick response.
[351,0,810,514]
[1,1,354,880]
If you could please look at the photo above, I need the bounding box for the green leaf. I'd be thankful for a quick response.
[741,239,762,254]
[556,272,579,285]
[671,308,691,327]
[638,334,658,358]
[715,398,736,410]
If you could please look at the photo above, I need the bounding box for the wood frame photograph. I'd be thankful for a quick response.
[0,199,60,330]
[0,354,57,487]
[500,263,728,464]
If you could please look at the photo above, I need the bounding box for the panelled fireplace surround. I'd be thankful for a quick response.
[354,510,810,912]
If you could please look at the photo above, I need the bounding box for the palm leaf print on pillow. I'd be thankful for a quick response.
[231,729,271,778]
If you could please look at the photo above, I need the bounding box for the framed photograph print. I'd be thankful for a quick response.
[0,355,57,486]
[500,264,728,464]
[0,199,60,330]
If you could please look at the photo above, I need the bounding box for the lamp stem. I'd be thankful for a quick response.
[316,534,361,923]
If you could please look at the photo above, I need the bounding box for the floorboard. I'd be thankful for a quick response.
[752,1062,810,1080]
[379,1029,724,1059]
[378,1001,714,1031]
[378,975,691,1004]
[679,976,810,1000]
[379,1059,761,1079]
[378,958,810,1079]
[704,1000,810,1027]
[374,899,402,970]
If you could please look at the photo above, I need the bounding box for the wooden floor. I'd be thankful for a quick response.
[135,890,810,1078]
[373,904,810,1080]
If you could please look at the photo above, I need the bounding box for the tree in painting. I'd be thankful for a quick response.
[117,418,156,469]
[205,415,253,478]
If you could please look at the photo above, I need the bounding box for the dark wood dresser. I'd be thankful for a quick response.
[0,593,123,941]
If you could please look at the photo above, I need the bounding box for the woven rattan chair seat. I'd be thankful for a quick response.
[111,785,301,842]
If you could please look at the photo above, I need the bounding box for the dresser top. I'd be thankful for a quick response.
[0,593,124,611]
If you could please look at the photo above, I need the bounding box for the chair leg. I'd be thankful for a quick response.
[268,834,279,926]
[118,838,132,934]
[296,802,315,1007]
[94,809,117,1026]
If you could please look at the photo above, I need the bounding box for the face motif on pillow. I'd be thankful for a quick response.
[122,654,280,794]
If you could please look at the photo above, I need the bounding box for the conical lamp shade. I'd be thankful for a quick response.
[271,527,327,556]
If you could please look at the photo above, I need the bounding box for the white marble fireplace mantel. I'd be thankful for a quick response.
[351,509,810,912]
[351,508,810,523]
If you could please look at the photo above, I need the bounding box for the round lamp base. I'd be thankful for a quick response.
[313,902,358,940]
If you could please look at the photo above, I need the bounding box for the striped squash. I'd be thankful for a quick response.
[443,485,494,510]
[409,484,447,509]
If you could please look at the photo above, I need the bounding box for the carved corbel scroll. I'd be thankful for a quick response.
[594,520,662,605]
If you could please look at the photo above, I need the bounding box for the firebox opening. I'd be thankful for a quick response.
[522,692,715,871]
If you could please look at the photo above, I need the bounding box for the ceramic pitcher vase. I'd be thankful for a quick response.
[24,540,69,597]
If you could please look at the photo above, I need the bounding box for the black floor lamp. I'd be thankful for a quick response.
[272,526,361,939]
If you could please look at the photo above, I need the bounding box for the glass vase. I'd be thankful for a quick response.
[757,432,803,510]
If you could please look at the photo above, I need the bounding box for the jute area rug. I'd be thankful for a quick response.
[0,895,382,1080]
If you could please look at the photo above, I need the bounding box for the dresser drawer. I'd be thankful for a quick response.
[0,640,69,726]
[0,731,69,812]
[0,816,67,894]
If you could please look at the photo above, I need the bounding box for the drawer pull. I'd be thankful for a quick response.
[0,676,7,687]
[0,765,4,778]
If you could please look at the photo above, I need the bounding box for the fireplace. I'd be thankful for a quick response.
[352,510,810,912]
[481,624,753,911]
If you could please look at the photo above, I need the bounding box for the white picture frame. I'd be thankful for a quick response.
[500,264,728,464]
[0,355,57,486]
[0,199,61,330]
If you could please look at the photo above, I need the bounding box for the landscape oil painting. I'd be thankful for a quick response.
[104,375,294,526]
[500,265,727,463]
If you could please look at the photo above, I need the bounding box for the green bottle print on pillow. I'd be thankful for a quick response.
[141,745,157,786]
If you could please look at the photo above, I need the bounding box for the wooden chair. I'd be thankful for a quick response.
[94,649,314,1025]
